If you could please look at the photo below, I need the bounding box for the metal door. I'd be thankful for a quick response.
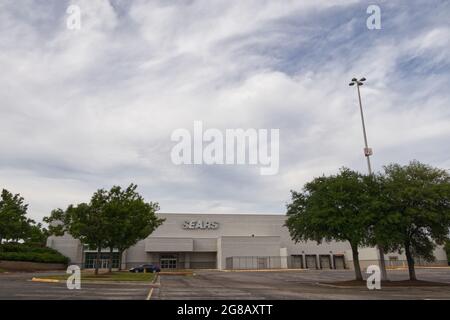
[305,255,317,269]
[334,256,345,269]
[290,255,303,269]
[319,255,331,269]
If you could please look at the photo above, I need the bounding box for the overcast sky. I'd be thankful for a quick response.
[0,0,449,222]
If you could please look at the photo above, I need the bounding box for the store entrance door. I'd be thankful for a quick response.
[160,258,177,269]
[101,259,109,269]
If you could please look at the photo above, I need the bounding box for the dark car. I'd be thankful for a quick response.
[129,264,160,273]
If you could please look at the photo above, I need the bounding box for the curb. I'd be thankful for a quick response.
[389,267,450,270]
[31,277,60,283]
[315,282,450,289]
[30,277,158,286]
[158,272,194,276]
[316,282,359,289]
[222,268,307,273]
[30,278,156,285]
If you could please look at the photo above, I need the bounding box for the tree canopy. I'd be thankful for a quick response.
[286,168,373,280]
[91,184,164,271]
[373,161,450,280]
[45,183,164,274]
[0,189,36,244]
[286,161,450,281]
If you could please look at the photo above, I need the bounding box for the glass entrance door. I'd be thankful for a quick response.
[101,259,109,269]
[160,258,177,269]
[84,253,120,269]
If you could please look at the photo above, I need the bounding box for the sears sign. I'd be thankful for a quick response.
[183,220,219,230]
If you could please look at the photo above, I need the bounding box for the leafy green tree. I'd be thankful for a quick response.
[43,208,66,237]
[45,184,164,274]
[286,169,373,280]
[68,202,109,275]
[0,189,31,243]
[23,222,49,246]
[374,161,450,280]
[94,184,164,272]
[45,203,108,275]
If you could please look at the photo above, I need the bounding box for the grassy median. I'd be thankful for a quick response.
[43,271,156,282]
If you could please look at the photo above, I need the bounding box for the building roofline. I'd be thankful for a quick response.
[158,212,285,216]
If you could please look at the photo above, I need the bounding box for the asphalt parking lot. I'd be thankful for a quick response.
[154,268,450,300]
[1,268,449,300]
[0,272,153,300]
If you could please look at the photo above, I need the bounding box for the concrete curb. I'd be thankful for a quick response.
[158,271,194,276]
[30,277,157,286]
[315,282,450,289]
[388,267,450,270]
[31,277,60,283]
[315,282,362,289]
[222,268,308,273]
[78,280,156,285]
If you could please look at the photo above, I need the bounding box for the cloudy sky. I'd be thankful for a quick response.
[0,0,449,222]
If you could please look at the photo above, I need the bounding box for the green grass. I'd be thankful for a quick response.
[43,271,156,282]
[0,268,6,273]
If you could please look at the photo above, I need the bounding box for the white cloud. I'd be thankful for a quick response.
[0,0,448,221]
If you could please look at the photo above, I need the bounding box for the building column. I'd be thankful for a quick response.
[121,250,127,270]
[280,248,288,269]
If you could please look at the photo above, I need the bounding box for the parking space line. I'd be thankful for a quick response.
[146,287,154,300]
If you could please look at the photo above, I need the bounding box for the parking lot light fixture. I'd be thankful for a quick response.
[349,77,388,281]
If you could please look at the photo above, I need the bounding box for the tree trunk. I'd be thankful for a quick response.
[118,250,123,271]
[95,246,101,275]
[404,242,417,281]
[378,245,388,281]
[108,247,113,273]
[351,243,363,281]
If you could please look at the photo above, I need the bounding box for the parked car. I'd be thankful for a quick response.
[129,264,160,273]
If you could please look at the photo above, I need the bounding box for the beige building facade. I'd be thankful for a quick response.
[47,213,448,270]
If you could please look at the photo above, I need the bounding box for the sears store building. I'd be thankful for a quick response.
[47,213,448,270]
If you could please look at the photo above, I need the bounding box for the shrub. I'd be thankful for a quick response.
[0,243,69,264]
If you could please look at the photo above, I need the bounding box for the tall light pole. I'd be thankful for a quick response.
[349,77,388,281]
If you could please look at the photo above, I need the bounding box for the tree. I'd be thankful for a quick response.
[69,202,109,275]
[45,184,164,274]
[114,203,164,271]
[374,161,450,280]
[285,168,374,280]
[45,203,109,275]
[24,222,49,246]
[0,189,31,243]
[94,184,164,272]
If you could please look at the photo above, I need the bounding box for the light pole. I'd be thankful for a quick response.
[349,77,388,281]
